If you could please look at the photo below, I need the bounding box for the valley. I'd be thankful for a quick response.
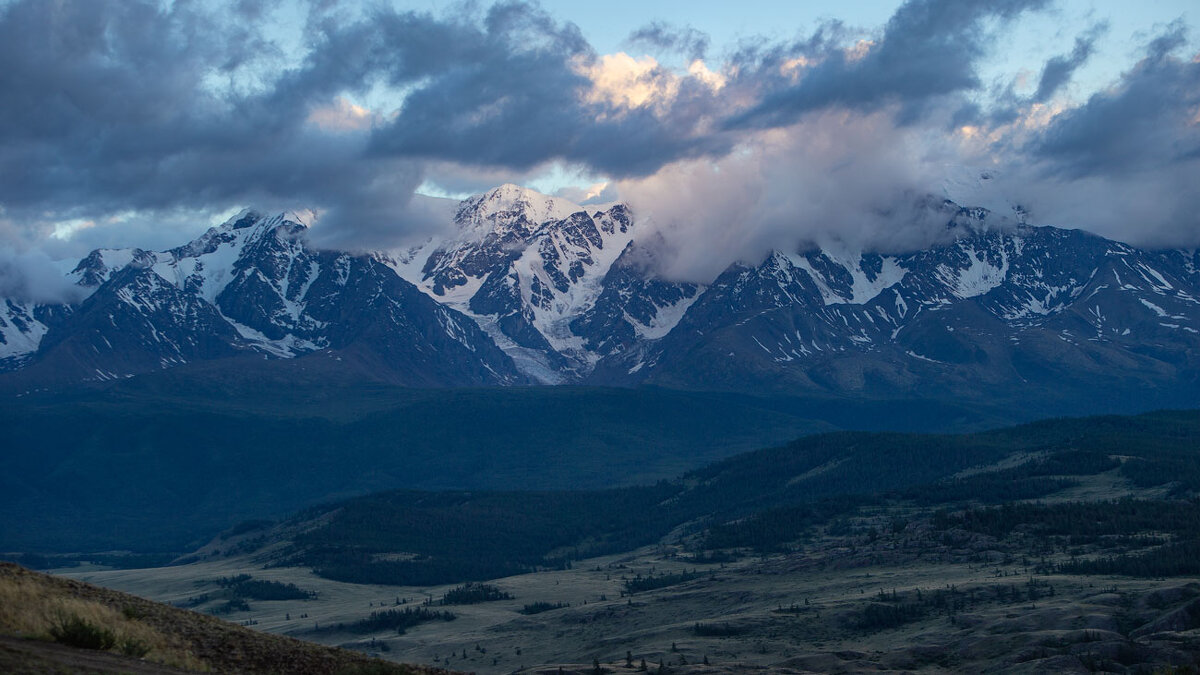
[4,2,1199,673]
[0,377,1018,553]
[40,409,1200,673]
[63,479,1200,674]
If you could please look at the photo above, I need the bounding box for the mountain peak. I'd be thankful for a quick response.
[456,184,584,235]
[278,208,318,229]
[219,209,264,230]
[5,185,1200,406]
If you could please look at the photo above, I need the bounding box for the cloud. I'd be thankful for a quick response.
[1002,21,1200,247]
[725,0,1050,130]
[0,248,87,305]
[1033,22,1107,102]
[304,167,460,252]
[0,0,1196,283]
[579,53,678,109]
[0,0,381,223]
[617,110,964,283]
[0,0,621,254]
[1028,21,1198,178]
[625,21,710,62]
[613,13,1200,282]
[359,4,734,177]
[306,96,380,132]
[553,181,617,205]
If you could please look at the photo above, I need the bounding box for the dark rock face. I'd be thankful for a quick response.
[33,265,246,379]
[571,241,700,359]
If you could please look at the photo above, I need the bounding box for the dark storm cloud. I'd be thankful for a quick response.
[0,0,404,220]
[1029,21,1199,178]
[359,3,731,177]
[625,21,710,61]
[725,0,1050,130]
[1,0,1198,264]
[0,0,732,249]
[0,0,1053,222]
[1033,23,1107,102]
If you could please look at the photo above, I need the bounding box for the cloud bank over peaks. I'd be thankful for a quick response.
[617,111,975,283]
[0,0,1196,286]
[0,248,87,305]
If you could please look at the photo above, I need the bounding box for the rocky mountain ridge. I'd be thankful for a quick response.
[2,184,1198,406]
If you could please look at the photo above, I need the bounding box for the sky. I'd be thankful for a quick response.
[0,0,1197,291]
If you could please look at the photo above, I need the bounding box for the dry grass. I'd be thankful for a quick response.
[0,563,442,674]
[0,567,210,670]
[65,520,1200,674]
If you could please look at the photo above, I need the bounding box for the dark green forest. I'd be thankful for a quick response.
[7,403,1197,584]
[281,409,1200,585]
[1,376,1014,553]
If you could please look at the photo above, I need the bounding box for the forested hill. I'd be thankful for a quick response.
[264,408,1200,587]
[0,367,1019,553]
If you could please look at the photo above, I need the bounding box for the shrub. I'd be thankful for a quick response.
[693,622,745,637]
[121,605,144,620]
[440,583,511,605]
[49,614,116,650]
[348,607,456,635]
[225,577,313,601]
[119,636,151,657]
[519,601,568,615]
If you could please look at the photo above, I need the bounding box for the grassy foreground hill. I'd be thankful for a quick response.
[0,562,439,674]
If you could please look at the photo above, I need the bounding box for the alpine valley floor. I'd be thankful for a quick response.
[56,435,1200,674]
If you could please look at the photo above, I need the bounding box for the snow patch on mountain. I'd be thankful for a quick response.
[628,292,701,340]
[467,312,570,384]
[513,213,637,355]
[0,301,48,360]
[788,250,907,305]
[939,243,1010,299]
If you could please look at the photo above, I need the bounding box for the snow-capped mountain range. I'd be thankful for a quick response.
[2,183,1198,406]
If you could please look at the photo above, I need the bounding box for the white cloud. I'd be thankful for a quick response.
[617,109,962,282]
[0,247,86,304]
[306,96,379,132]
[576,52,726,115]
[578,53,677,110]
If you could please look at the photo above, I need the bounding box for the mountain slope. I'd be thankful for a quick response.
[602,214,1200,409]
[257,407,1200,586]
[7,210,526,386]
[4,379,893,552]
